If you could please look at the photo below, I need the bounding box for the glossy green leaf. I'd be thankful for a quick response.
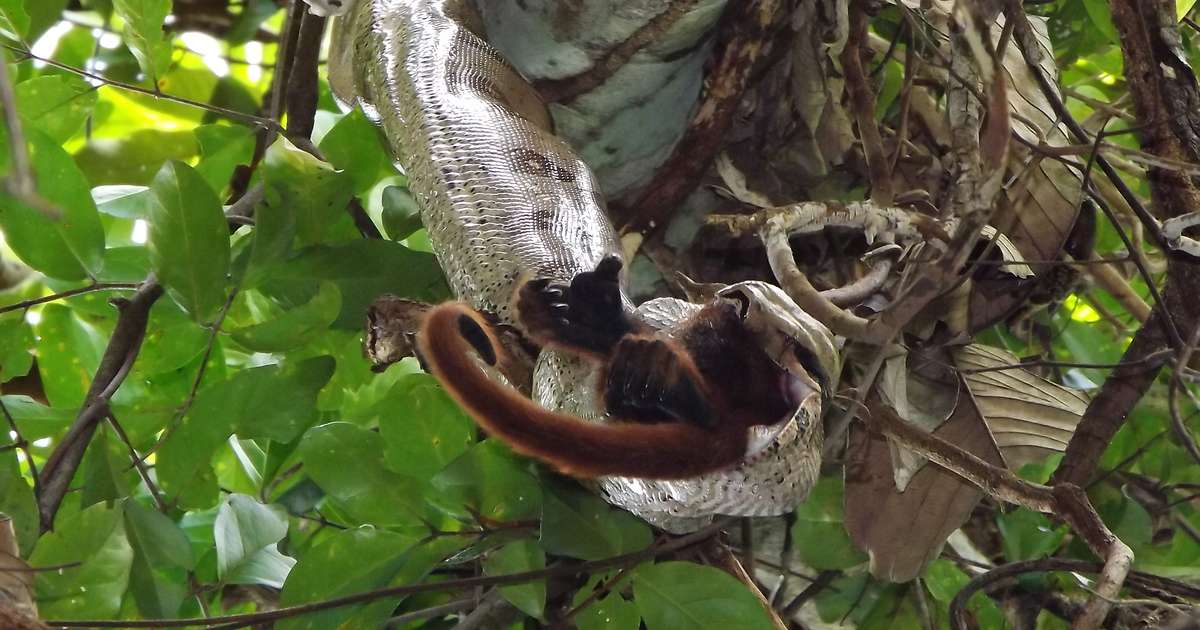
[112,0,172,80]
[0,130,105,280]
[157,357,335,507]
[1082,0,1119,44]
[214,494,295,588]
[123,500,194,618]
[791,477,866,570]
[0,312,34,380]
[431,439,543,523]
[262,138,357,246]
[0,0,29,38]
[997,508,1065,562]
[79,424,133,507]
[194,125,256,196]
[633,562,774,630]
[93,185,152,219]
[147,160,231,323]
[319,109,393,195]
[15,74,98,142]
[483,538,546,619]
[923,559,1005,628]
[574,581,641,630]
[0,396,74,441]
[33,304,106,407]
[21,0,65,41]
[0,447,37,555]
[380,185,423,241]
[297,422,426,527]
[230,282,341,352]
[378,374,475,479]
[261,240,448,328]
[278,527,419,630]
[75,130,199,186]
[31,503,133,619]
[539,483,652,561]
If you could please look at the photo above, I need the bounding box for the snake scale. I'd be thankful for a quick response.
[325,0,838,532]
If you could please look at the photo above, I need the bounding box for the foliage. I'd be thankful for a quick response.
[0,0,1197,628]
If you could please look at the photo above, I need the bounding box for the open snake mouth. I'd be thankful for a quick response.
[744,351,824,458]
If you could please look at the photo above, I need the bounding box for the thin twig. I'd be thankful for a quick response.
[0,283,141,315]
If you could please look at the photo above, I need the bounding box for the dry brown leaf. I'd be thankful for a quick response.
[844,400,1003,583]
[956,344,1088,470]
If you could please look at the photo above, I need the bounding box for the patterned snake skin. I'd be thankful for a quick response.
[328,0,837,532]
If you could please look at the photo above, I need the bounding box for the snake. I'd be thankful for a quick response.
[322,0,839,532]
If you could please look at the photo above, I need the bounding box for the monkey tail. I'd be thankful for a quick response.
[417,302,748,479]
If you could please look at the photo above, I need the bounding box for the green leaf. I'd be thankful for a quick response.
[32,304,106,407]
[136,298,210,375]
[15,75,98,143]
[123,500,194,618]
[93,185,152,219]
[790,477,866,570]
[379,374,476,479]
[0,396,74,441]
[75,130,199,187]
[297,422,426,527]
[574,581,641,630]
[243,191,297,287]
[157,357,335,507]
[483,538,546,619]
[319,109,393,195]
[32,503,133,619]
[262,138,357,246]
[380,185,423,241]
[1181,0,1199,20]
[214,494,295,588]
[262,240,448,328]
[343,536,468,629]
[278,527,419,630]
[1082,0,1119,44]
[148,160,231,323]
[194,125,256,196]
[80,424,134,507]
[0,312,34,380]
[997,508,1065,561]
[431,439,543,523]
[0,447,37,555]
[21,0,66,41]
[230,282,341,352]
[0,0,29,39]
[633,562,774,630]
[0,130,105,280]
[923,559,1005,628]
[539,482,652,561]
[112,0,172,80]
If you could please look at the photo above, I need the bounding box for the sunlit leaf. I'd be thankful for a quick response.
[378,373,475,479]
[113,0,172,80]
[431,439,543,524]
[147,160,231,323]
[15,74,97,142]
[0,130,105,280]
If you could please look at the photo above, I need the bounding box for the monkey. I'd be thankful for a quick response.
[416,256,817,479]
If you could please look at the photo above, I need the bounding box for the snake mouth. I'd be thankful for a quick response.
[744,369,822,458]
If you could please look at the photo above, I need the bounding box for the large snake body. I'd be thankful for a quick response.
[328,0,836,531]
